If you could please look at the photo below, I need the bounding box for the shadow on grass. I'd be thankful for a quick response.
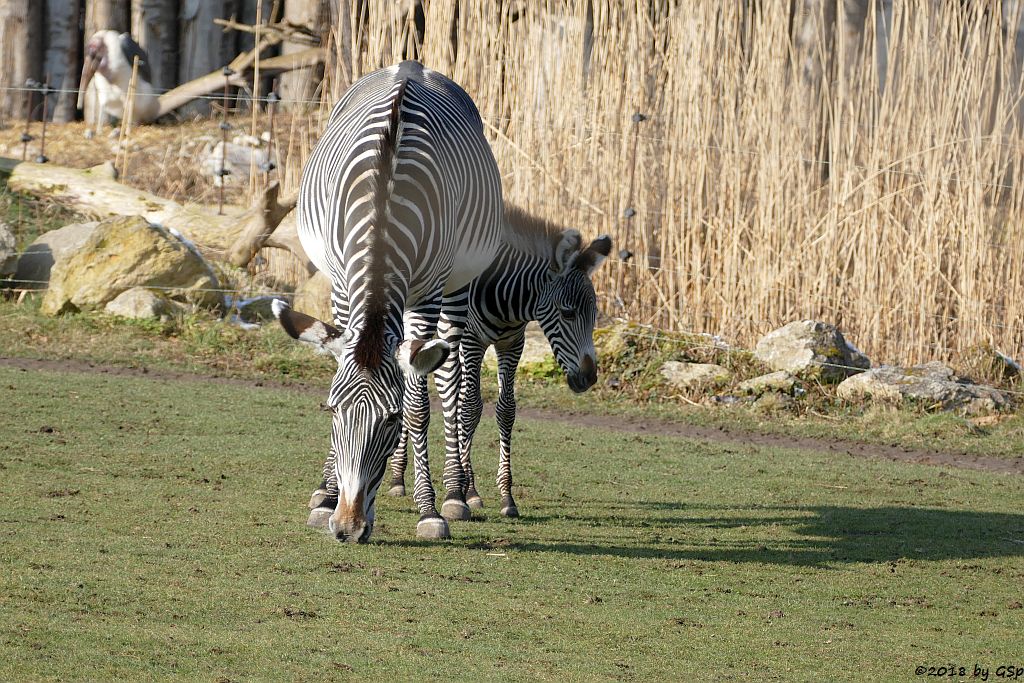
[554,506,1024,566]
[383,505,1024,567]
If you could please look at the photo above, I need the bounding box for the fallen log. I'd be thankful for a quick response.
[156,46,325,119]
[0,157,309,271]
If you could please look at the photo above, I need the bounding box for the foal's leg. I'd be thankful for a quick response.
[386,426,409,497]
[458,336,488,509]
[495,334,526,518]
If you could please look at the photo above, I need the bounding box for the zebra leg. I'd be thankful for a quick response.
[405,371,449,539]
[458,337,487,509]
[404,303,450,540]
[495,336,526,518]
[307,447,339,529]
[387,425,409,496]
[437,286,472,521]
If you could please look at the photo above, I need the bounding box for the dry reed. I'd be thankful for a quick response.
[278,0,1024,368]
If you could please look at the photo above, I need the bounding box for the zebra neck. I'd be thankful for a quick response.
[484,248,554,324]
[348,284,405,369]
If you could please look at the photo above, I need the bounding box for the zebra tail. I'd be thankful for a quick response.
[354,78,409,371]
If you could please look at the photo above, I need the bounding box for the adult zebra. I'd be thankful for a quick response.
[273,61,503,543]
[387,206,612,517]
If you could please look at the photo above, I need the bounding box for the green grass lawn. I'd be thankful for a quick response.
[2,365,1022,681]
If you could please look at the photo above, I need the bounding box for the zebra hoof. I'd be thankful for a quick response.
[441,498,471,521]
[308,488,334,510]
[466,494,484,510]
[416,516,451,540]
[500,504,520,518]
[386,484,406,497]
[306,507,333,529]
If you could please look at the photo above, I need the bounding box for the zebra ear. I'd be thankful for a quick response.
[396,338,450,376]
[574,234,613,276]
[552,229,583,273]
[272,299,347,357]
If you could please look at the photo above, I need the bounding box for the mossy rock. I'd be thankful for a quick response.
[41,215,222,315]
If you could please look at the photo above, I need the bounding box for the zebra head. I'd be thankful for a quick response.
[272,300,448,542]
[537,231,613,393]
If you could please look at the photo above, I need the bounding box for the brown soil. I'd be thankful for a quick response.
[4,355,1021,475]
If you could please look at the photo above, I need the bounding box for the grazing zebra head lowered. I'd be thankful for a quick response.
[496,206,612,392]
[273,300,448,542]
[275,62,504,542]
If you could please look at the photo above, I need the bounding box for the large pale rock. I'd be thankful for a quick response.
[660,361,731,390]
[0,222,16,277]
[737,371,800,396]
[13,221,100,289]
[104,287,171,319]
[292,271,332,323]
[41,215,222,315]
[837,361,1010,415]
[754,320,869,382]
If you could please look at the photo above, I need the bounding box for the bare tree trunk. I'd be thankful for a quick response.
[44,0,83,122]
[131,0,180,92]
[327,0,360,99]
[279,0,328,110]
[0,0,44,122]
[177,0,235,116]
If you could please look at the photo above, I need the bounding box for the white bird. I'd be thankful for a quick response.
[77,30,160,130]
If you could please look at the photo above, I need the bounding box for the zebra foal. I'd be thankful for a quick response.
[273,62,504,542]
[388,206,612,517]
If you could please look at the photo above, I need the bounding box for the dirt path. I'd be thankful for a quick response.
[5,355,1022,475]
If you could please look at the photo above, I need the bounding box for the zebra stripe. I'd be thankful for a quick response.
[388,207,613,517]
[281,61,503,542]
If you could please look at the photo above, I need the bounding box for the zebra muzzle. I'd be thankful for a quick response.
[328,491,370,543]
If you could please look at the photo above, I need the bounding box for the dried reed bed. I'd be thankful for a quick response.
[288,0,1024,368]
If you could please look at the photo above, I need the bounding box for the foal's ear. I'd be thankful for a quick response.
[574,234,613,276]
[272,299,346,357]
[396,338,450,376]
[552,229,583,273]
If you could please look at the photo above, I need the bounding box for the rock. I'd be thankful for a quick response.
[737,371,800,396]
[594,321,635,358]
[659,361,731,390]
[837,361,1010,415]
[754,320,869,382]
[752,392,795,413]
[41,215,223,315]
[292,270,332,322]
[12,221,100,289]
[104,287,170,319]
[236,296,279,323]
[200,141,270,186]
[0,222,17,277]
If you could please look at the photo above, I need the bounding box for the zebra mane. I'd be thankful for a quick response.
[354,78,408,370]
[502,204,568,262]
